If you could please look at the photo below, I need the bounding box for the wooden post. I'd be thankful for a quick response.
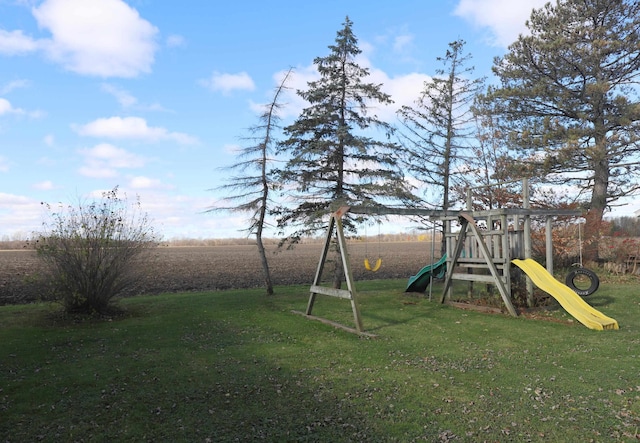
[501,213,511,297]
[513,214,521,257]
[522,178,534,307]
[545,216,553,275]
[307,215,335,315]
[334,214,363,332]
[441,217,469,304]
[465,188,473,298]
[444,218,453,300]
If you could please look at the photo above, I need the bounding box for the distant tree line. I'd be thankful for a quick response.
[605,216,640,237]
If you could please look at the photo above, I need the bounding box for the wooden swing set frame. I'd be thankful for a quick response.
[299,179,582,335]
[293,206,373,335]
[299,205,441,336]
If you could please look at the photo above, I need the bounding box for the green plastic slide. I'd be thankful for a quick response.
[405,254,447,293]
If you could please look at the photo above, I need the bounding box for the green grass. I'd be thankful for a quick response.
[1,280,639,442]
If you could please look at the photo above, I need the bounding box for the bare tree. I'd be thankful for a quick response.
[207,69,293,295]
[456,100,529,210]
[398,39,484,253]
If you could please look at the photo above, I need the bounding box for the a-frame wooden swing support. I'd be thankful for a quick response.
[301,206,368,335]
[441,213,518,317]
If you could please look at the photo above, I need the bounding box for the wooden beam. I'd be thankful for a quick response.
[291,311,377,338]
[310,285,353,300]
[322,199,581,220]
[344,204,581,219]
[450,273,506,283]
[457,257,509,265]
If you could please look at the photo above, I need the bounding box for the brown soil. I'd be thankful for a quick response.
[0,242,438,305]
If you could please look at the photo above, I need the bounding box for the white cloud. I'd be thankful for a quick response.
[129,175,171,190]
[43,134,55,146]
[273,61,429,122]
[374,71,432,120]
[221,143,241,155]
[78,142,147,178]
[144,102,170,112]
[1,79,30,94]
[0,0,159,77]
[33,0,159,77]
[368,26,419,65]
[101,83,169,112]
[0,29,39,55]
[73,116,198,145]
[393,34,414,53]
[200,71,256,94]
[0,192,35,206]
[0,193,43,238]
[166,34,186,48]
[101,83,137,108]
[268,65,318,119]
[32,180,55,190]
[454,0,548,47]
[133,191,243,239]
[0,97,23,115]
[0,97,44,118]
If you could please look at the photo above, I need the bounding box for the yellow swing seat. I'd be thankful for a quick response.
[364,257,382,272]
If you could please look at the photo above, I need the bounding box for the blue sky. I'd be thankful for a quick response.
[5,0,630,240]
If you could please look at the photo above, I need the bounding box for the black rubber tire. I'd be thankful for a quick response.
[565,268,599,296]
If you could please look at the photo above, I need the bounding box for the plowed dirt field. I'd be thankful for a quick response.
[0,242,437,305]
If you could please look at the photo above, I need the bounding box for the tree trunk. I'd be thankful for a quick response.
[583,154,609,262]
[255,208,274,294]
[255,235,274,295]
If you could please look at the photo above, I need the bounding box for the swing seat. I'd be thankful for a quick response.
[364,258,382,272]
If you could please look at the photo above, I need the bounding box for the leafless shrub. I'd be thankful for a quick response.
[34,187,159,314]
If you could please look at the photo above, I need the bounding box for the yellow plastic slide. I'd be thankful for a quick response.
[512,259,618,331]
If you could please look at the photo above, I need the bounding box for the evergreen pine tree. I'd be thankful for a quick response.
[276,17,413,286]
[485,0,640,260]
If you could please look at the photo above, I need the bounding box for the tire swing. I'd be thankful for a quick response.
[565,218,599,297]
[565,267,599,296]
[363,217,382,272]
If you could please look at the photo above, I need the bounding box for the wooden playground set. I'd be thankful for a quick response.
[296,179,619,334]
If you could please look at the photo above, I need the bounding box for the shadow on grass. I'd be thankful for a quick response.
[202,357,377,441]
[137,319,394,442]
[362,310,429,332]
[583,294,616,308]
[1,309,389,443]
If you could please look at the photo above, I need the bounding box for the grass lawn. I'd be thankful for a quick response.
[1,279,639,442]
